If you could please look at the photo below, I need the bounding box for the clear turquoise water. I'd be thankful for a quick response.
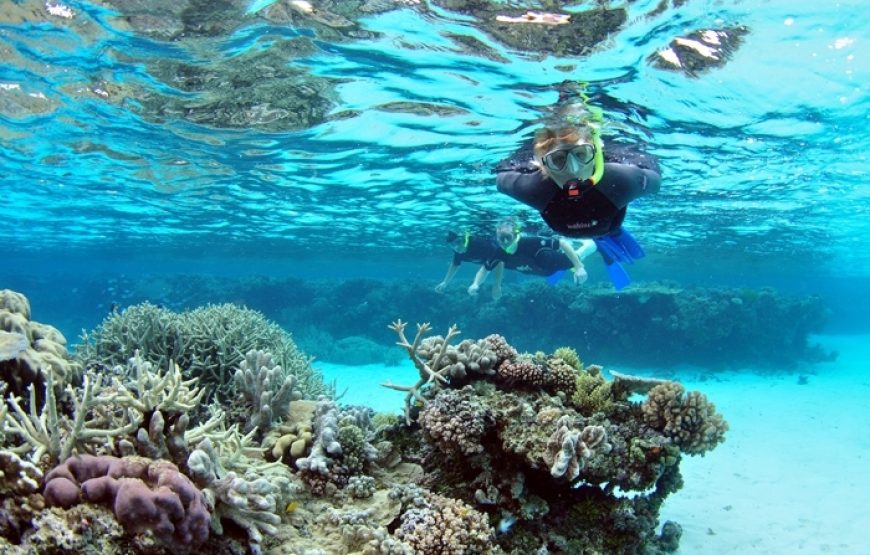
[2,0,867,272]
[3,0,869,334]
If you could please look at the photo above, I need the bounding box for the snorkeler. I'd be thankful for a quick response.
[495,82,661,289]
[436,221,596,299]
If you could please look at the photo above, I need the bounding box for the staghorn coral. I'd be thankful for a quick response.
[2,371,138,465]
[76,302,329,401]
[642,382,728,455]
[43,454,210,549]
[187,437,295,552]
[232,349,302,435]
[382,320,460,424]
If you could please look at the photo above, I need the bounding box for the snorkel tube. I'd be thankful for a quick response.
[559,82,605,185]
[589,127,604,185]
[503,222,521,254]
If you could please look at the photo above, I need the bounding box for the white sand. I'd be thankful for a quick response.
[317,335,870,554]
[663,335,870,554]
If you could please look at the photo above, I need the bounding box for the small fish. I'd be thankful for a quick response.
[285,501,300,514]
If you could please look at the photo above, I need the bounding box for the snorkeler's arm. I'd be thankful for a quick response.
[598,163,661,209]
[467,265,490,296]
[558,239,588,284]
[435,260,460,292]
[496,169,554,212]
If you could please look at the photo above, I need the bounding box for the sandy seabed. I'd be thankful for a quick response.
[319,335,870,555]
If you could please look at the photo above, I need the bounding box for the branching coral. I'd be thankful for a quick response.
[76,302,329,401]
[233,349,302,435]
[2,372,137,465]
[382,320,459,424]
[187,437,295,552]
[642,382,728,455]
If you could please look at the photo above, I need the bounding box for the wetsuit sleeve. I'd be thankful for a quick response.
[494,139,557,212]
[597,163,660,210]
[496,170,555,212]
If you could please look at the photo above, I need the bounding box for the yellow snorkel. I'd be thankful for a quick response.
[560,82,605,185]
[589,127,604,185]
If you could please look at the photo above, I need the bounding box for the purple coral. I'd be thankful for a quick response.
[43,454,210,549]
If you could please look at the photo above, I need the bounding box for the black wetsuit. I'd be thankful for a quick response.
[495,140,661,238]
[452,236,502,270]
[496,236,572,276]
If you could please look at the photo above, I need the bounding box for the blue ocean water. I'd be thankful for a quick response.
[1,0,869,553]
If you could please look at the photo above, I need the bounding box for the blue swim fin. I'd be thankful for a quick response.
[605,261,631,291]
[546,269,568,286]
[595,227,643,290]
[612,228,645,261]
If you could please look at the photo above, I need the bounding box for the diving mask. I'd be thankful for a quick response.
[542,143,595,174]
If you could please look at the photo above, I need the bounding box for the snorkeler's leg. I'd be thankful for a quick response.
[468,265,490,296]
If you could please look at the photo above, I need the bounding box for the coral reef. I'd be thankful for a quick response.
[0,291,730,554]
[187,436,295,552]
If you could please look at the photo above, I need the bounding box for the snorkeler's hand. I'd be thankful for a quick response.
[467,284,480,296]
[434,282,447,293]
[572,265,588,285]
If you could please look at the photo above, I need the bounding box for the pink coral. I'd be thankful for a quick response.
[43,454,210,549]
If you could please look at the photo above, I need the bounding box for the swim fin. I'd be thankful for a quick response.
[604,261,631,291]
[594,227,643,290]
[595,228,645,264]
[546,269,568,286]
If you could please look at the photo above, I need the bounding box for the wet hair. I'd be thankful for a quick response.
[446,231,459,243]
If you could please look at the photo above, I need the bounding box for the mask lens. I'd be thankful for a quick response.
[544,149,570,171]
[544,144,595,172]
[573,143,595,165]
